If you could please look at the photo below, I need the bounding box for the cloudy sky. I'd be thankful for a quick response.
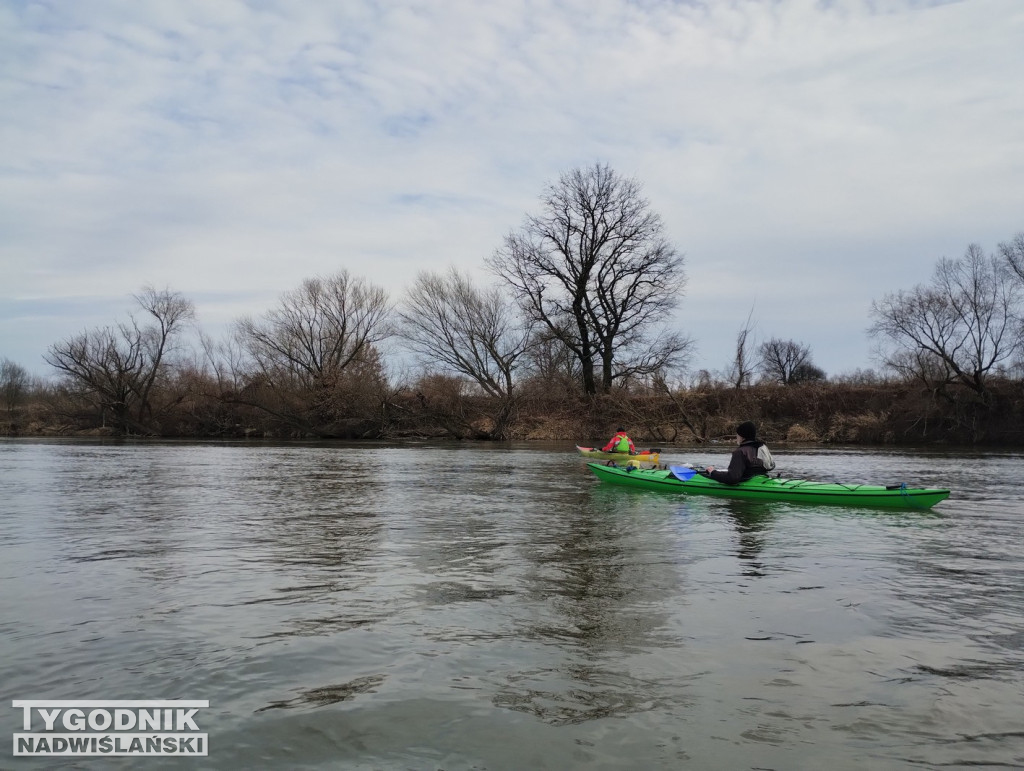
[2,0,1022,380]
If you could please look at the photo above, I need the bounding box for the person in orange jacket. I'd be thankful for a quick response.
[601,427,636,454]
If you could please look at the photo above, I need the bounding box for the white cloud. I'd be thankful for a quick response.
[1,0,1021,378]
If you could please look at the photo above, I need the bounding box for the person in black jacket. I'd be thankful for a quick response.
[704,421,771,484]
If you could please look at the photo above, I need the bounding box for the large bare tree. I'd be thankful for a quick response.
[44,286,195,433]
[489,163,691,395]
[869,242,1022,399]
[236,272,390,387]
[396,268,531,439]
[232,271,391,435]
[758,338,821,385]
[398,267,530,400]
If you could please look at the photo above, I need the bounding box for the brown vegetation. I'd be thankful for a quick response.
[6,375,1024,446]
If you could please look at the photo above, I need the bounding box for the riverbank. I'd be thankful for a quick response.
[6,378,1024,446]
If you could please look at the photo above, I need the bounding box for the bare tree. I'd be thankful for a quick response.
[236,272,390,388]
[523,324,582,388]
[197,330,247,395]
[790,361,826,384]
[44,287,195,433]
[869,242,1022,399]
[489,163,691,395]
[999,232,1024,284]
[1,358,29,422]
[876,347,954,391]
[726,307,757,388]
[396,268,531,439]
[398,268,530,399]
[133,286,196,424]
[232,271,391,435]
[758,338,818,385]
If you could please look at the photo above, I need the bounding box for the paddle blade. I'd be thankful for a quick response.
[669,465,698,481]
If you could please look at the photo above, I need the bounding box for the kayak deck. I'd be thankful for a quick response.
[587,462,950,509]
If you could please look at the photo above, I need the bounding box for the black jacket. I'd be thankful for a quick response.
[706,440,770,485]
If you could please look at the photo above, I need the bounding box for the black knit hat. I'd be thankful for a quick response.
[736,421,757,440]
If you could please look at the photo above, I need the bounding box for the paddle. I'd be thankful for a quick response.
[669,465,705,481]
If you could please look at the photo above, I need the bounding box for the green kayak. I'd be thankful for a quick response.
[587,462,950,509]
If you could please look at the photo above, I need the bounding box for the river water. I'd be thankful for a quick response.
[1,439,1023,770]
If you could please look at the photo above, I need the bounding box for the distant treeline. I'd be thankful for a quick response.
[2,165,1022,446]
[4,373,1024,446]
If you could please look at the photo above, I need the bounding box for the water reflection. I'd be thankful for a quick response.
[720,499,776,577]
[228,454,395,645]
[492,483,689,725]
